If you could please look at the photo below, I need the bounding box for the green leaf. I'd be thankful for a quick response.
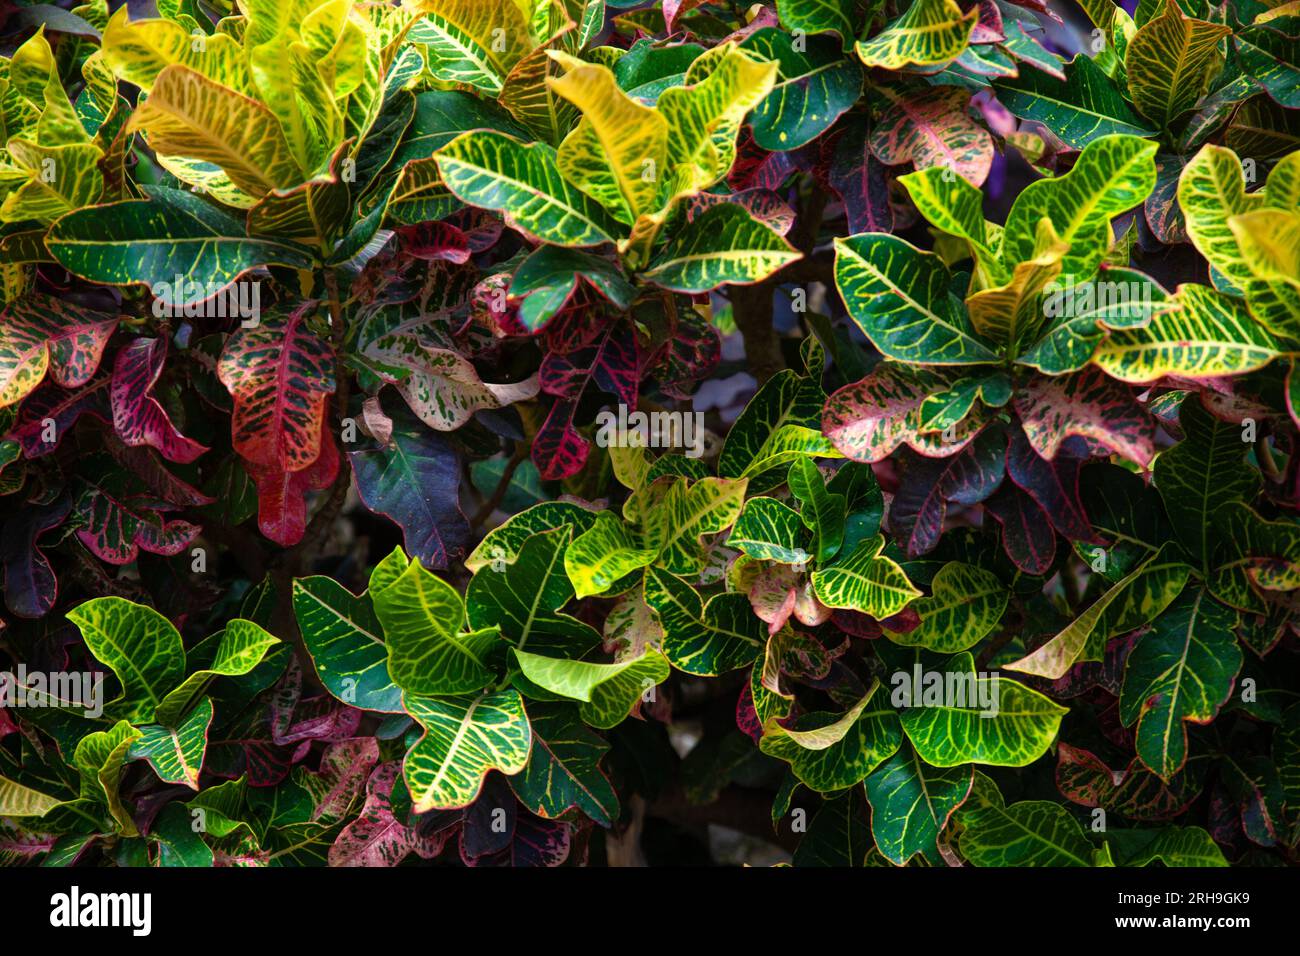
[1124,0,1232,129]
[508,245,635,333]
[434,130,623,247]
[630,475,748,576]
[563,511,657,599]
[468,526,603,655]
[855,0,976,71]
[955,771,1094,866]
[657,46,778,198]
[898,166,1003,285]
[643,566,764,675]
[834,233,997,365]
[127,697,213,790]
[1005,542,1190,679]
[719,344,824,484]
[1018,267,1167,375]
[1120,588,1242,780]
[512,647,669,729]
[127,64,306,198]
[1177,143,1263,291]
[408,0,535,95]
[371,548,503,696]
[898,653,1067,767]
[641,203,800,292]
[66,596,185,724]
[509,702,619,827]
[401,689,532,812]
[730,496,808,564]
[1002,134,1158,286]
[1107,826,1228,867]
[760,683,903,792]
[994,53,1157,149]
[811,535,921,618]
[292,576,403,714]
[775,0,856,47]
[465,501,598,572]
[884,561,1007,653]
[548,53,669,223]
[151,801,214,866]
[1210,502,1300,612]
[864,744,973,865]
[742,29,861,151]
[155,619,280,726]
[46,187,314,299]
[1154,397,1262,571]
[72,719,140,835]
[787,458,845,563]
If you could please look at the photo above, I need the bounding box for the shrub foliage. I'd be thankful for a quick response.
[0,0,1297,867]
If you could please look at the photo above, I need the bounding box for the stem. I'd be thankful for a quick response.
[472,441,528,527]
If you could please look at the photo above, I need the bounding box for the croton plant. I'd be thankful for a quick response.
[0,0,1296,870]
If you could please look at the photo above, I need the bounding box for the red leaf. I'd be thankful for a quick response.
[111,338,208,463]
[249,421,340,546]
[218,307,336,472]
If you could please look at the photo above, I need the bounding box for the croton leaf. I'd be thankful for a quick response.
[864,743,973,866]
[46,187,315,297]
[1120,588,1243,781]
[155,618,281,725]
[66,596,186,724]
[1014,366,1155,468]
[760,683,903,792]
[994,53,1156,149]
[641,203,800,292]
[127,697,214,790]
[742,28,861,152]
[468,526,603,656]
[643,566,765,675]
[434,130,623,247]
[349,397,470,570]
[855,0,977,71]
[869,85,992,186]
[955,771,1095,866]
[810,535,921,619]
[0,293,116,409]
[883,561,1007,653]
[509,702,619,827]
[0,496,72,619]
[824,361,988,463]
[218,307,336,472]
[401,689,532,812]
[1002,134,1157,286]
[371,547,503,697]
[111,337,207,464]
[1005,541,1191,679]
[1154,397,1261,572]
[834,233,997,366]
[293,576,404,714]
[897,654,1067,767]
[1125,0,1232,129]
[512,647,669,729]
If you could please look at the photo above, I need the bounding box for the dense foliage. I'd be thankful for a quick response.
[0,0,1297,868]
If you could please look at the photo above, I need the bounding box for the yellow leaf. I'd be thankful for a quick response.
[128,64,307,198]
